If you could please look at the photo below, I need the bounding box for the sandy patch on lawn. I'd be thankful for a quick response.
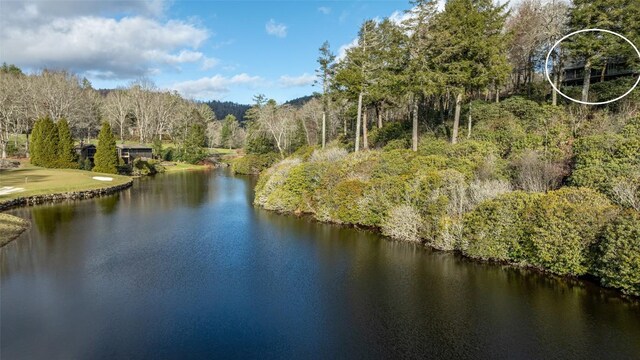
[0,187,25,196]
[92,176,113,182]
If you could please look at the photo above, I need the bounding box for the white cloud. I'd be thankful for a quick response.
[336,38,359,62]
[0,1,209,79]
[318,7,331,15]
[265,19,287,38]
[172,73,263,100]
[279,73,316,88]
[201,57,220,70]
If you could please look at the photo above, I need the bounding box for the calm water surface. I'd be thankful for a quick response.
[2,170,639,359]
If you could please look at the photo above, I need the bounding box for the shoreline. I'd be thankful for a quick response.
[0,180,134,212]
[255,200,640,302]
[0,213,30,246]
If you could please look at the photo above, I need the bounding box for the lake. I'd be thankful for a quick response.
[2,169,639,359]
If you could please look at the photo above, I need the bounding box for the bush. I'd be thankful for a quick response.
[231,153,279,175]
[527,188,617,275]
[383,138,409,151]
[570,133,640,197]
[463,188,618,276]
[310,147,348,163]
[131,158,164,176]
[595,210,640,296]
[382,204,423,243]
[368,121,408,148]
[463,192,536,262]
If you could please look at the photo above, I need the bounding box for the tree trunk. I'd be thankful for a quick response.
[452,91,463,144]
[343,115,347,136]
[355,91,363,152]
[581,59,592,103]
[321,111,326,148]
[495,87,500,103]
[600,60,607,82]
[412,97,419,152]
[362,108,368,150]
[467,102,472,139]
[552,69,559,106]
[1,142,6,159]
[377,105,383,129]
[302,114,311,146]
[25,131,30,158]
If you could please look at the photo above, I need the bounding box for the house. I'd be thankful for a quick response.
[562,59,637,86]
[116,144,153,164]
[75,143,96,162]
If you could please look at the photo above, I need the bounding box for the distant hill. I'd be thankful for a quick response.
[284,95,316,107]
[206,100,251,122]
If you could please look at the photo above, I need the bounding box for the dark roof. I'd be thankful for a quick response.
[75,144,96,150]
[116,144,152,150]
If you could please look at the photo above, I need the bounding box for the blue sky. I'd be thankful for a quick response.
[1,0,414,104]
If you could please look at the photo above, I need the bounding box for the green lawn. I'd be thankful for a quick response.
[0,165,132,201]
[162,162,209,172]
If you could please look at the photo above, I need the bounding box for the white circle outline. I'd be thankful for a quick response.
[545,28,640,105]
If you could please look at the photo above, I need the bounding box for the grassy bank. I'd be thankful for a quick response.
[0,164,132,201]
[0,213,29,246]
[162,162,209,173]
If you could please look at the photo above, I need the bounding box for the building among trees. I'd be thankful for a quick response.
[116,144,153,164]
[563,58,638,86]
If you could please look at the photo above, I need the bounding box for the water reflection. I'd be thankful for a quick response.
[97,193,120,214]
[1,169,639,359]
[31,203,76,237]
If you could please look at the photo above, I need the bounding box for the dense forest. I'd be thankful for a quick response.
[205,100,251,123]
[235,0,640,296]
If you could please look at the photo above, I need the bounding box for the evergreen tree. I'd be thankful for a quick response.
[568,0,640,102]
[429,0,510,144]
[220,114,236,148]
[402,0,439,151]
[316,41,336,148]
[182,123,206,164]
[29,118,44,166]
[30,117,60,167]
[93,122,118,174]
[57,118,76,168]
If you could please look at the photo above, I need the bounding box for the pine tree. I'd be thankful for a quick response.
[568,0,640,102]
[57,118,76,168]
[93,122,118,174]
[29,118,44,166]
[182,123,206,164]
[30,117,60,168]
[429,0,510,144]
[316,41,336,149]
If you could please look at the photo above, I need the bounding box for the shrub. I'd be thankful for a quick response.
[527,188,617,276]
[290,145,316,161]
[315,178,368,224]
[382,204,423,243]
[232,153,279,175]
[463,191,539,262]
[383,138,409,151]
[310,147,348,163]
[595,210,640,296]
[611,175,640,211]
[131,159,164,176]
[511,150,565,192]
[570,133,640,197]
[368,121,407,148]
